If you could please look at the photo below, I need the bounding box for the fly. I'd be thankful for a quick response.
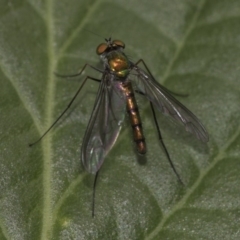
[29,38,209,216]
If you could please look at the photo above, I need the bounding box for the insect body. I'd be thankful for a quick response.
[108,45,146,154]
[30,38,209,216]
[82,40,148,174]
[81,38,208,174]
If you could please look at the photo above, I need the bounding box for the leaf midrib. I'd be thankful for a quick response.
[40,0,56,239]
[40,0,103,239]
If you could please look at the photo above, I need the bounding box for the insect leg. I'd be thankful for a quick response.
[54,63,104,78]
[135,90,184,185]
[134,59,188,97]
[149,101,184,185]
[134,59,155,78]
[92,171,99,218]
[29,75,101,146]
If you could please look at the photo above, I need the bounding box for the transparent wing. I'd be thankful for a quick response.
[133,65,209,142]
[81,73,126,174]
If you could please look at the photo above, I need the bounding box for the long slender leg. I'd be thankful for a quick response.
[92,171,99,218]
[134,59,188,97]
[29,75,101,146]
[135,90,184,185]
[149,101,184,185]
[54,63,104,78]
[134,59,155,79]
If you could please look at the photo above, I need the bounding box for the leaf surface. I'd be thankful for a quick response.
[0,0,240,239]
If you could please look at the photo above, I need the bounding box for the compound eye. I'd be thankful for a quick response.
[96,43,108,55]
[112,40,125,48]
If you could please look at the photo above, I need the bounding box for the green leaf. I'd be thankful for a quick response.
[1,0,240,239]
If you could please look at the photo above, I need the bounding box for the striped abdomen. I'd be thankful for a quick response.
[122,81,146,154]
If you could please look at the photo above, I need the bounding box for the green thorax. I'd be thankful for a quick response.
[107,51,130,78]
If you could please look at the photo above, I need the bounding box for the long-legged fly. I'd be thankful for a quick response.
[30,38,209,216]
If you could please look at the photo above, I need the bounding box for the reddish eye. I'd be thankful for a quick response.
[112,40,125,48]
[96,43,108,55]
